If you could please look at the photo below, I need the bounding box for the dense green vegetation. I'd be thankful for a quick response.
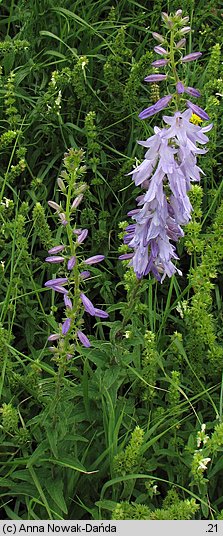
[0,0,223,521]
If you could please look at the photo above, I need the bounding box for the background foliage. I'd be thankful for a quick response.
[0,0,223,520]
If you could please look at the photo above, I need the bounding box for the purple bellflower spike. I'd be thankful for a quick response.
[154,45,168,55]
[48,245,65,254]
[151,59,169,67]
[94,308,109,318]
[67,256,76,270]
[122,108,212,281]
[139,95,172,120]
[144,74,167,82]
[186,101,210,121]
[84,255,105,265]
[182,52,202,62]
[45,256,64,263]
[77,330,91,348]
[77,229,88,243]
[80,292,95,315]
[64,295,73,309]
[62,318,71,335]
[45,278,68,287]
[80,270,91,279]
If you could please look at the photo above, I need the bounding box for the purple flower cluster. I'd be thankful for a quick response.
[120,109,212,282]
[45,246,108,348]
[44,149,108,352]
[119,10,212,282]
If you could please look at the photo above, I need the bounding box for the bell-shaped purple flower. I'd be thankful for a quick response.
[84,255,105,265]
[80,292,95,315]
[62,318,71,335]
[45,256,64,263]
[154,45,168,55]
[144,74,167,82]
[45,278,68,287]
[77,229,88,243]
[186,101,210,121]
[80,270,91,279]
[139,95,172,120]
[64,295,73,309]
[182,52,202,62]
[77,330,91,348]
[48,245,65,254]
[67,256,76,270]
[151,59,169,67]
[94,308,109,318]
[48,334,60,341]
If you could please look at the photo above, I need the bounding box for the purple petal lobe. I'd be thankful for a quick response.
[62,318,71,335]
[94,308,109,318]
[77,229,88,243]
[179,26,191,34]
[50,285,69,295]
[185,86,201,97]
[67,256,76,270]
[77,330,91,348]
[80,292,95,315]
[119,253,134,260]
[176,81,185,94]
[45,256,64,263]
[176,38,186,49]
[59,213,68,226]
[151,59,169,67]
[154,45,168,55]
[71,194,84,209]
[139,95,172,120]
[152,32,165,43]
[45,278,68,287]
[48,334,60,341]
[64,295,73,309]
[48,245,65,254]
[144,74,167,82]
[186,101,210,121]
[48,201,60,211]
[182,52,202,62]
[84,255,105,265]
[80,270,91,279]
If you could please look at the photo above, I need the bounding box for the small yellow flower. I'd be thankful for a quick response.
[190,113,203,125]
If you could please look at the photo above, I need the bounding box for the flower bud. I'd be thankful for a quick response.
[152,32,165,43]
[179,26,191,35]
[154,46,168,56]
[57,177,66,192]
[48,201,60,212]
[176,38,186,49]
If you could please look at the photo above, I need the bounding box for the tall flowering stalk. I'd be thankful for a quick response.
[45,148,108,358]
[120,10,212,282]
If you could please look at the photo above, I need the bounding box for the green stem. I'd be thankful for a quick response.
[169,28,180,110]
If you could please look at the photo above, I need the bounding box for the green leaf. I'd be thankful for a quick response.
[45,477,68,514]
